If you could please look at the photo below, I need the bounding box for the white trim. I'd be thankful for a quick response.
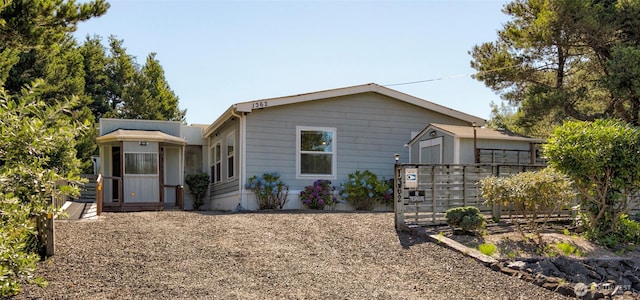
[226,131,236,180]
[296,126,337,180]
[419,137,443,164]
[239,113,247,208]
[453,137,460,164]
[211,142,221,183]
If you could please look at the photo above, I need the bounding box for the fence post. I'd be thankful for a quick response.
[462,165,466,207]
[432,166,436,223]
[394,154,404,229]
[46,211,55,256]
[176,185,184,210]
[96,174,103,216]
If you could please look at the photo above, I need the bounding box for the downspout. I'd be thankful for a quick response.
[230,109,246,209]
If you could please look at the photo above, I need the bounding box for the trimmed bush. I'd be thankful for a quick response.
[445,206,485,232]
[185,172,210,210]
[480,168,575,244]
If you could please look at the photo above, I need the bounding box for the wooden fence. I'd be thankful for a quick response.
[394,164,546,226]
[393,163,640,227]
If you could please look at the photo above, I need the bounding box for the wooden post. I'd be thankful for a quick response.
[46,212,55,256]
[393,154,403,229]
[462,165,467,207]
[96,174,103,216]
[432,166,436,223]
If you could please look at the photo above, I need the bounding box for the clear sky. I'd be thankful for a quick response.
[73,0,511,125]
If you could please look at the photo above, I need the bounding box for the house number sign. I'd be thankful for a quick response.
[251,101,269,109]
[405,168,418,189]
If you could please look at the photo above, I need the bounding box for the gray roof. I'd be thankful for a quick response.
[205,83,486,137]
[97,129,187,145]
[409,123,544,145]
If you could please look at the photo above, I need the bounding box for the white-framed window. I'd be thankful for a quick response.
[124,152,158,175]
[210,142,221,183]
[227,132,235,179]
[296,126,336,179]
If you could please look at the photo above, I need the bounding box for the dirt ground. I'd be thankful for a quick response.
[14,211,568,299]
[442,222,640,260]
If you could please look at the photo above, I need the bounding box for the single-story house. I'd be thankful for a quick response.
[407,123,545,165]
[96,118,206,211]
[96,83,547,212]
[202,83,486,211]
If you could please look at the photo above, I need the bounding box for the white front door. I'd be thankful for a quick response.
[163,147,181,204]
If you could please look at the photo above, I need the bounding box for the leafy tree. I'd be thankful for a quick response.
[544,119,640,242]
[122,52,186,121]
[470,0,640,134]
[0,0,108,173]
[0,80,84,296]
[103,35,136,117]
[0,0,109,89]
[79,35,110,119]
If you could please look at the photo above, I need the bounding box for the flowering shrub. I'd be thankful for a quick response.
[339,170,392,210]
[299,180,337,210]
[245,172,289,209]
[380,178,394,207]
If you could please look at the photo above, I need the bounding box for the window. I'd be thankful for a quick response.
[210,143,221,183]
[297,126,336,178]
[124,153,158,175]
[227,133,235,178]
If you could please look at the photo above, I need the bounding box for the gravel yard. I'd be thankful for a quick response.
[16,211,567,299]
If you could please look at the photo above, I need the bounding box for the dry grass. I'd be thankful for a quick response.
[16,211,568,299]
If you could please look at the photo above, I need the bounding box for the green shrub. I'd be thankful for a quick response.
[595,214,640,248]
[185,172,210,210]
[339,170,392,210]
[618,214,640,244]
[445,206,485,232]
[544,119,640,243]
[554,242,583,257]
[478,243,497,256]
[480,168,575,244]
[245,172,289,210]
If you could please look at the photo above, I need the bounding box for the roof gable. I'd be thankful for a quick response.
[205,83,486,137]
[408,123,543,146]
[97,129,187,145]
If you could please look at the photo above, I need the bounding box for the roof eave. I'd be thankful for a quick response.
[231,83,486,126]
[203,106,236,137]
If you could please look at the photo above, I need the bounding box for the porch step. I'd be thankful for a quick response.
[76,174,98,202]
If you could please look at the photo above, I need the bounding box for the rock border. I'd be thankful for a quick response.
[397,223,640,299]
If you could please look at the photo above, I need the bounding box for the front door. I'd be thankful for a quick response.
[162,147,181,205]
[419,137,442,164]
[112,146,121,201]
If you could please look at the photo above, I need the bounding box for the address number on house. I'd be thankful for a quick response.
[252,101,269,109]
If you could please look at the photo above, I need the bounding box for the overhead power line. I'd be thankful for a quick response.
[383,65,521,87]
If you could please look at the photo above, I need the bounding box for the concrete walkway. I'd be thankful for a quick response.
[60,201,98,220]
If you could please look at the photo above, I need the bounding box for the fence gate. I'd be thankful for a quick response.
[393,163,544,227]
